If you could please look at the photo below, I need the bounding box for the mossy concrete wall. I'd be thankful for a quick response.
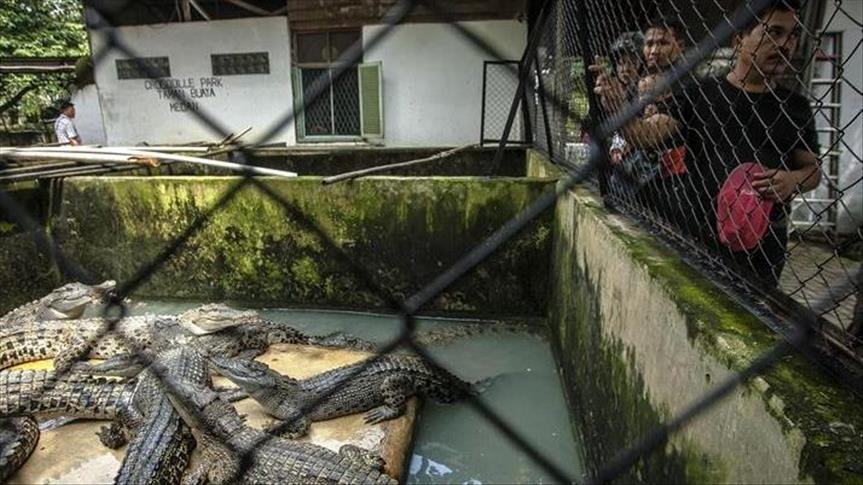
[549,183,863,483]
[0,182,61,314]
[0,231,60,314]
[54,176,553,316]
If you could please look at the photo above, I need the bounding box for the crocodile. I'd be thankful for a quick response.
[0,369,134,420]
[0,280,115,326]
[0,304,312,481]
[62,311,369,485]
[0,369,134,480]
[0,417,38,483]
[111,346,210,485]
[0,280,115,482]
[0,303,364,372]
[161,350,397,485]
[211,353,473,437]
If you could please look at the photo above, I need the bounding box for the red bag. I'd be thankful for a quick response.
[716,162,775,251]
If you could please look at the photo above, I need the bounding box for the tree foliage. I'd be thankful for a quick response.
[0,0,89,121]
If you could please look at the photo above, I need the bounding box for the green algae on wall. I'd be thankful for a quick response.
[0,182,62,314]
[549,189,725,483]
[0,231,61,315]
[55,176,553,316]
[549,186,863,483]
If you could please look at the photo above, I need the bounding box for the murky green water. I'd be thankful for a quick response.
[125,302,584,484]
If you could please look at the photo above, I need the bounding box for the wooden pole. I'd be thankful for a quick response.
[321,144,475,185]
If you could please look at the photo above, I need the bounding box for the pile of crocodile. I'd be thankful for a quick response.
[0,281,516,484]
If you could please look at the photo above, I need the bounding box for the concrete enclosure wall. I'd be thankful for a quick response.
[543,156,863,482]
[363,20,527,146]
[54,176,553,316]
[89,17,295,146]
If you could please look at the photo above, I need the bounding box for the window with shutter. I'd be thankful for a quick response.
[292,31,383,142]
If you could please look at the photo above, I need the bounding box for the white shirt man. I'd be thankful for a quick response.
[54,100,81,145]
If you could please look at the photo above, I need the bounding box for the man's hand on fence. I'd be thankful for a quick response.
[589,56,626,112]
[752,168,800,202]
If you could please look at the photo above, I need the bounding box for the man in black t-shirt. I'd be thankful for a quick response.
[594,0,821,287]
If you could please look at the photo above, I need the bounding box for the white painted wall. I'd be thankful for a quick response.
[89,17,294,146]
[829,0,863,235]
[792,2,862,235]
[363,20,527,147]
[70,84,107,145]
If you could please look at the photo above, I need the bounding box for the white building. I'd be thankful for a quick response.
[79,0,527,148]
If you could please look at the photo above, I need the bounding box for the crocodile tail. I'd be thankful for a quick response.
[0,416,40,482]
[424,363,474,403]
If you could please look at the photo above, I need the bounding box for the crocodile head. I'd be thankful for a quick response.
[210,357,285,392]
[48,280,116,318]
[178,303,260,335]
[4,280,116,323]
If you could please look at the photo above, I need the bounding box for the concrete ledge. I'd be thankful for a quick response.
[549,186,863,483]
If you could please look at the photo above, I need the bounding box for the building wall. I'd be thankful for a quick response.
[793,2,862,236]
[87,17,526,147]
[828,0,862,235]
[70,84,107,145]
[363,20,527,146]
[89,17,295,146]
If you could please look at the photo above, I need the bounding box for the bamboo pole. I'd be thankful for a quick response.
[4,145,211,153]
[1,146,298,178]
[1,151,136,163]
[321,144,476,185]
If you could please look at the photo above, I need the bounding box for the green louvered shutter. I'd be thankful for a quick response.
[291,67,306,140]
[358,62,383,138]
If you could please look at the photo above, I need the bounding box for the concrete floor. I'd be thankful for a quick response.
[9,344,416,483]
[781,240,861,329]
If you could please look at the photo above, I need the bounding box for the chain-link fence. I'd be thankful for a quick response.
[1,0,861,483]
[528,0,863,368]
[481,60,529,145]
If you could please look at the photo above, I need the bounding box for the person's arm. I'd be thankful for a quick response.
[589,58,683,149]
[65,122,81,145]
[620,113,680,149]
[751,149,820,202]
[752,97,822,202]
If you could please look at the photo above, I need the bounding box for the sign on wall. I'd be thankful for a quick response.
[120,53,271,113]
[142,76,225,112]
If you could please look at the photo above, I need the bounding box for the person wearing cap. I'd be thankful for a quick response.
[593,0,820,287]
[54,99,81,146]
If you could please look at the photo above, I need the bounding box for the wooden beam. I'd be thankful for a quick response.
[180,0,191,21]
[269,5,288,15]
[223,0,271,16]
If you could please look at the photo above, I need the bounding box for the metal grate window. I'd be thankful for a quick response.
[115,57,170,79]
[293,31,365,139]
[211,52,270,76]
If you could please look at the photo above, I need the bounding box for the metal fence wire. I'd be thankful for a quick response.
[0,0,861,484]
[481,60,529,145]
[530,0,863,364]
